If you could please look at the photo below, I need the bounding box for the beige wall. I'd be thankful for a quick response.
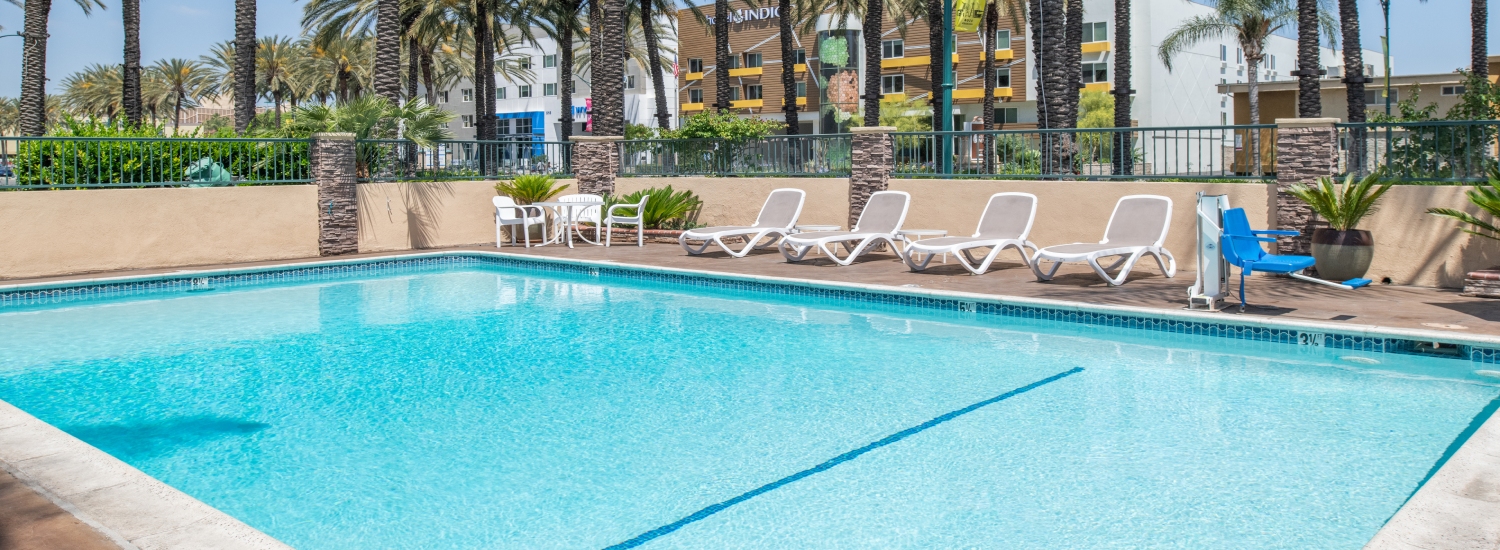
[1362,185,1500,288]
[0,185,319,280]
[357,179,577,252]
[616,177,849,228]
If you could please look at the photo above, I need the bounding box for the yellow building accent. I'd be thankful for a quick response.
[681,103,705,111]
[731,99,764,108]
[1083,82,1111,92]
[880,55,959,69]
[1082,41,1110,53]
[950,87,1013,99]
[685,72,703,81]
[881,93,907,102]
[728,67,763,77]
[983,49,1014,61]
[953,53,960,63]
[794,63,807,73]
[780,97,809,106]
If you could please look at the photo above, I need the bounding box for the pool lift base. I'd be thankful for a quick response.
[1187,192,1231,312]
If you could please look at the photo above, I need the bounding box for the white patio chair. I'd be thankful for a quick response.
[603,195,650,247]
[680,188,806,257]
[1029,194,1177,286]
[492,196,546,248]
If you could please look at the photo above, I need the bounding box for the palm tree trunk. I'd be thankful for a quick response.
[1063,0,1081,128]
[122,0,143,127]
[1111,0,1132,176]
[234,0,257,134]
[1248,54,1262,177]
[273,90,283,128]
[779,0,798,134]
[374,0,402,102]
[713,0,731,110]
[421,50,437,105]
[474,0,494,142]
[982,1,996,173]
[640,0,671,129]
[173,92,183,130]
[1339,0,1365,171]
[19,0,53,136]
[1295,0,1320,117]
[559,6,576,142]
[928,0,944,129]
[595,0,627,135]
[1474,0,1488,79]
[407,36,421,103]
[861,0,882,127]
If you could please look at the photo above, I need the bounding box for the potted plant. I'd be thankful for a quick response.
[1286,171,1394,281]
[495,175,567,239]
[1427,167,1500,297]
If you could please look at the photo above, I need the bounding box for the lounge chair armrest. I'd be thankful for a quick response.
[1251,229,1300,237]
[607,203,640,217]
[498,205,545,218]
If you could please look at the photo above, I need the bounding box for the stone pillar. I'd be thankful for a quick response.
[571,136,621,196]
[1273,118,1339,255]
[849,126,895,229]
[312,132,359,256]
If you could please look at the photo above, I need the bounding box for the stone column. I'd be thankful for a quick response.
[312,132,359,256]
[571,136,622,196]
[849,126,895,229]
[1273,118,1339,255]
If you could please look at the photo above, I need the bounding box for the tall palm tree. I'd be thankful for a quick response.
[374,0,402,101]
[1162,0,1299,175]
[202,41,239,98]
[593,0,627,135]
[19,0,106,135]
[1063,0,1082,128]
[152,59,214,130]
[636,0,673,129]
[1474,0,1488,79]
[713,0,730,111]
[927,0,945,129]
[981,0,1024,130]
[1294,0,1319,116]
[306,32,375,104]
[235,0,258,133]
[1111,0,1132,175]
[61,63,124,119]
[1338,0,1364,122]
[122,0,142,126]
[1030,0,1065,130]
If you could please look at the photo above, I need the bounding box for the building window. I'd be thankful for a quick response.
[1236,47,1243,64]
[1221,112,1228,125]
[1082,22,1107,43]
[518,57,532,69]
[496,119,510,135]
[744,52,762,68]
[995,67,1011,88]
[725,56,740,69]
[543,54,557,68]
[461,88,474,102]
[1365,89,1399,104]
[515,118,533,135]
[1267,54,1276,70]
[795,82,806,98]
[1442,85,1467,96]
[495,87,507,100]
[626,75,636,89]
[460,115,474,128]
[438,90,450,103]
[882,39,904,59]
[995,107,1018,124]
[994,29,1011,46]
[689,88,703,103]
[793,49,807,65]
[1221,97,1227,108]
[745,84,763,100]
[519,85,532,98]
[728,87,741,101]
[544,83,558,96]
[1220,44,1227,61]
[689,58,703,73]
[1082,62,1108,83]
[881,74,905,94]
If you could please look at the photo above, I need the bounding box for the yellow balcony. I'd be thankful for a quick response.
[881,93,907,103]
[731,99,764,108]
[684,72,703,81]
[1083,82,1111,92]
[780,97,809,106]
[950,87,1013,99]
[1082,41,1110,53]
[881,56,929,69]
[728,67,763,77]
[794,63,807,73]
[983,49,1014,61]
[681,102,704,111]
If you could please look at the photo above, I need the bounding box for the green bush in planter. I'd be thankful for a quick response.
[494,174,567,204]
[603,186,703,230]
[1285,170,1394,231]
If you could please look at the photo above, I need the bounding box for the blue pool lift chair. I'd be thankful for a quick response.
[1219,207,1371,311]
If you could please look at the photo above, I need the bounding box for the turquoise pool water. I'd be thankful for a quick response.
[1,262,1497,549]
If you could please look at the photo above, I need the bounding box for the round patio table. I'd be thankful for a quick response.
[532,200,606,249]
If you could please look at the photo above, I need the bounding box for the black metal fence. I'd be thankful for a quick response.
[1338,121,1500,183]
[357,139,573,182]
[0,136,311,189]
[617,134,852,177]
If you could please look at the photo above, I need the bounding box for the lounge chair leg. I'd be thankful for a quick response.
[1029,258,1063,281]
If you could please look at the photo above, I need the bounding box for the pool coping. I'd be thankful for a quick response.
[2,249,1498,548]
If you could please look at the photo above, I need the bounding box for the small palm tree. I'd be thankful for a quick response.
[256,36,301,126]
[152,59,215,130]
[1287,171,1393,231]
[18,0,106,135]
[61,64,125,120]
[1429,168,1500,240]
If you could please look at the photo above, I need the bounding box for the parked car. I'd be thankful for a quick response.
[0,163,13,178]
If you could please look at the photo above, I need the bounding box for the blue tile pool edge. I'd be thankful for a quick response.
[2,250,1499,365]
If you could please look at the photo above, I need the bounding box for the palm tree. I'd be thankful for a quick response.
[927,0,945,129]
[61,63,124,119]
[1161,0,1299,174]
[0,97,20,135]
[1111,0,1133,175]
[256,37,301,126]
[1063,0,1082,128]
[202,41,239,98]
[981,0,1024,130]
[1474,0,1487,79]
[19,0,106,135]
[539,0,584,142]
[636,0,674,129]
[235,0,258,133]
[153,59,214,130]
[594,0,627,135]
[306,32,375,104]
[122,0,143,126]
[375,0,402,101]
[777,0,800,134]
[1338,0,1364,122]
[1294,0,1322,116]
[713,0,731,111]
[1030,0,1065,130]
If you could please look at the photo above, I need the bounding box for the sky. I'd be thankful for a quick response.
[0,0,1494,96]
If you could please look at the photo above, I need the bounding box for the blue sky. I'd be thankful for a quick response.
[0,0,1494,96]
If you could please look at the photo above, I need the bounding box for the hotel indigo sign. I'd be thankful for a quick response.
[706,7,780,24]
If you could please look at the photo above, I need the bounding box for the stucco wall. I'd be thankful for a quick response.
[615,177,849,228]
[1362,185,1500,288]
[357,179,577,252]
[0,185,318,280]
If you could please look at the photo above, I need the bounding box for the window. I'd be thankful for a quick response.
[544,83,558,96]
[793,49,807,65]
[995,107,1018,124]
[1328,65,1343,77]
[543,54,557,68]
[626,75,636,89]
[460,115,474,128]
[1442,85,1467,96]
[438,90,450,103]
[1220,44,1227,61]
[518,85,532,98]
[1220,65,1226,75]
[743,52,762,68]
[689,88,703,103]
[994,29,1011,47]
[1221,112,1228,125]
[1365,64,1375,77]
[518,57,532,69]
[495,87,507,100]
[882,39,904,59]
[461,88,474,102]
[995,67,1011,88]
[1365,89,1399,104]
[515,118,533,135]
[728,87,741,101]
[1082,22,1107,43]
[1221,97,1227,108]
[495,119,510,135]
[1267,54,1276,70]
[795,82,806,98]
[689,58,703,73]
[1082,62,1108,83]
[725,56,740,69]
[1236,48,1243,64]
[881,74,905,94]
[745,84,762,100]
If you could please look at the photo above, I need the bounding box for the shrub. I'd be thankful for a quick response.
[494,174,567,204]
[604,186,703,230]
[1427,167,1500,240]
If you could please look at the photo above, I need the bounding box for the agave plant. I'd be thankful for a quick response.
[1428,167,1500,240]
[604,186,703,230]
[1286,170,1394,231]
[494,174,567,205]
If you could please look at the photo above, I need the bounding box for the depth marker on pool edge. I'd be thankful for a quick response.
[604,367,1086,549]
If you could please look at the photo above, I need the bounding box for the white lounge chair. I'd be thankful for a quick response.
[902,192,1038,275]
[1029,194,1177,286]
[602,195,650,246]
[679,188,806,257]
[492,196,546,248]
[780,190,910,266]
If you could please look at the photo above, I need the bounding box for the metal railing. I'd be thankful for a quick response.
[891,125,1277,180]
[618,134,853,177]
[1338,121,1500,183]
[0,136,311,190]
[358,139,573,182]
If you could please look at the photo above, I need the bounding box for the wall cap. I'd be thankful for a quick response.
[311,132,357,140]
[1274,118,1339,128]
[571,136,624,142]
[850,126,898,134]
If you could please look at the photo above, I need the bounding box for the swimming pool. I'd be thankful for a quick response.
[2,255,1497,549]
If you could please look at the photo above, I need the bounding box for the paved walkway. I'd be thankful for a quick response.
[0,468,117,550]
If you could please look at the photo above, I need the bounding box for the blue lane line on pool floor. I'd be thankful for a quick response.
[604,366,1085,549]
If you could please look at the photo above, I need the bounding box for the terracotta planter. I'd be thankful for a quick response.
[1311,228,1374,281]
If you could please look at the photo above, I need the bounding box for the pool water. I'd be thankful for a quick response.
[1,264,1496,549]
